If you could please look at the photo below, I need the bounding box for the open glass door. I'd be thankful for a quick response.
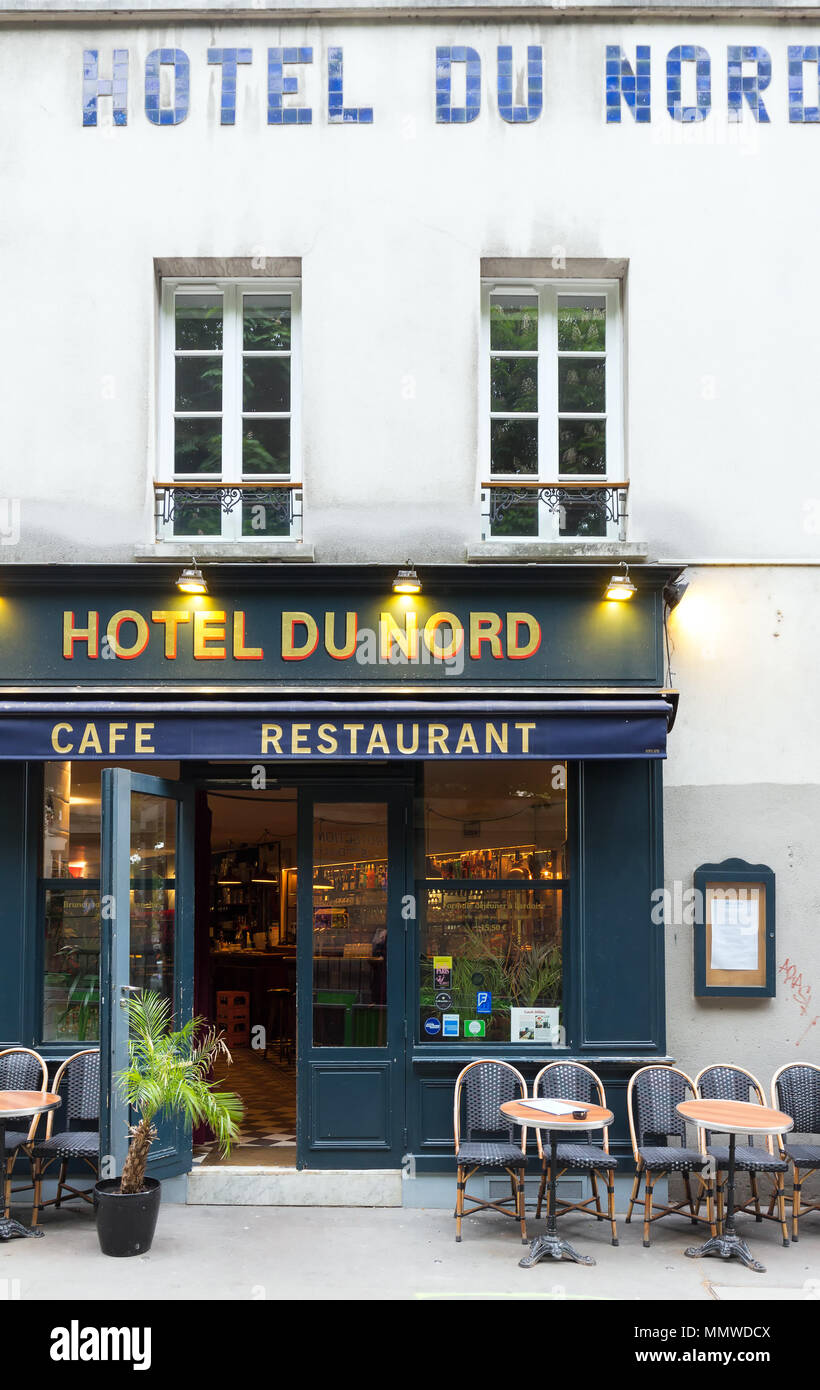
[99,770,195,1180]
[298,785,408,1169]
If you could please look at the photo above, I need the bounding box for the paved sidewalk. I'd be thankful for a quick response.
[2,1204,818,1300]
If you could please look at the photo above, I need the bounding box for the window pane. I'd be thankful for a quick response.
[558,359,605,413]
[490,494,538,537]
[490,295,538,351]
[419,887,563,1044]
[174,418,222,475]
[559,500,607,537]
[491,419,538,474]
[244,294,291,350]
[558,419,606,475]
[129,793,176,1001]
[44,888,101,1043]
[242,497,291,537]
[491,357,538,413]
[243,418,290,474]
[557,295,606,352]
[312,803,388,1048]
[423,762,567,875]
[243,358,290,413]
[172,499,223,536]
[175,294,223,351]
[175,357,223,411]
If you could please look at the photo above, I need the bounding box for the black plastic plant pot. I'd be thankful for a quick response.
[94,1178,161,1258]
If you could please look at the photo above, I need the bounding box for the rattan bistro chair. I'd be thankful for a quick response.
[694,1063,789,1247]
[626,1064,714,1247]
[0,1047,48,1217]
[770,1062,820,1243]
[532,1062,619,1246]
[30,1049,100,1226]
[453,1060,528,1244]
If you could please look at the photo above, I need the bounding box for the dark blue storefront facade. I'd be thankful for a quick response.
[0,562,679,1185]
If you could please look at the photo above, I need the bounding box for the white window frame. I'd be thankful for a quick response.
[158,277,302,542]
[479,279,624,542]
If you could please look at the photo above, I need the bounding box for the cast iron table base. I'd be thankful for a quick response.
[684,1132,766,1274]
[520,1128,596,1269]
[0,1216,43,1241]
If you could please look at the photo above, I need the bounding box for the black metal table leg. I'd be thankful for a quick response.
[0,1119,43,1241]
[520,1130,595,1268]
[684,1133,765,1273]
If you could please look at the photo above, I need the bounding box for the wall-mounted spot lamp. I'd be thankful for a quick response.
[604,563,637,601]
[392,561,422,596]
[176,558,208,595]
[663,578,689,611]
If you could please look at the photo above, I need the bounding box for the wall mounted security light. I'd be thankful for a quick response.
[604,563,637,601]
[176,558,208,595]
[663,577,689,611]
[392,562,422,595]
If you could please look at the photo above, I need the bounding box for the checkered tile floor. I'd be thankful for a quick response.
[193,1047,296,1164]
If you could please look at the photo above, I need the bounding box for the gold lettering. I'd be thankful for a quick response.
[317,723,338,754]
[455,723,479,754]
[291,723,311,754]
[63,612,99,660]
[135,723,156,753]
[282,612,319,661]
[396,723,419,755]
[261,724,283,754]
[507,612,541,660]
[367,723,390,755]
[343,723,364,753]
[515,721,536,754]
[108,723,128,753]
[78,723,103,754]
[325,612,358,661]
[485,723,508,754]
[233,611,263,661]
[379,610,419,661]
[193,611,227,660]
[106,611,150,660]
[51,722,74,753]
[428,722,450,755]
[469,612,503,660]
[423,612,464,661]
[151,610,190,659]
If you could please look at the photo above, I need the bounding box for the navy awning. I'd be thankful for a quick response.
[0,697,673,761]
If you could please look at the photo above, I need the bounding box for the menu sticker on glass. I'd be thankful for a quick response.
[442,1013,460,1037]
[433,956,453,989]
[510,1007,560,1043]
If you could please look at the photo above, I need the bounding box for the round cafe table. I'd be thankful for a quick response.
[677,1098,793,1274]
[501,1098,614,1268]
[0,1091,62,1241]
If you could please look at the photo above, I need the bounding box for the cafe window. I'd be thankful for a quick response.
[158,279,301,542]
[482,280,623,540]
[40,761,179,1044]
[417,762,568,1045]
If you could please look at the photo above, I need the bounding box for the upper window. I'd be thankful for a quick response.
[481,281,623,541]
[158,280,301,542]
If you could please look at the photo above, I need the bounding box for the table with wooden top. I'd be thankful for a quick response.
[677,1098,793,1274]
[501,1098,614,1268]
[0,1091,61,1240]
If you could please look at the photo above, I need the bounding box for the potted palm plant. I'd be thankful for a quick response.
[95,991,243,1257]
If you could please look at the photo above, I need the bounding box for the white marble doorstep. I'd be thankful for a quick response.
[186,1166,403,1207]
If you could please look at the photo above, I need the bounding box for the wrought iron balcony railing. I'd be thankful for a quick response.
[154,481,303,543]
[480,480,629,543]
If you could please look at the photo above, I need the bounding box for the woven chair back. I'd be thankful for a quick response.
[535,1062,602,1144]
[59,1051,100,1128]
[697,1064,762,1147]
[0,1048,45,1093]
[461,1061,524,1143]
[773,1063,820,1138]
[633,1066,690,1147]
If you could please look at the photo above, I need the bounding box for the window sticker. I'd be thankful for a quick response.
[442,1013,460,1037]
[510,1007,560,1043]
[476,991,492,1014]
[464,1019,486,1038]
[433,955,453,989]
